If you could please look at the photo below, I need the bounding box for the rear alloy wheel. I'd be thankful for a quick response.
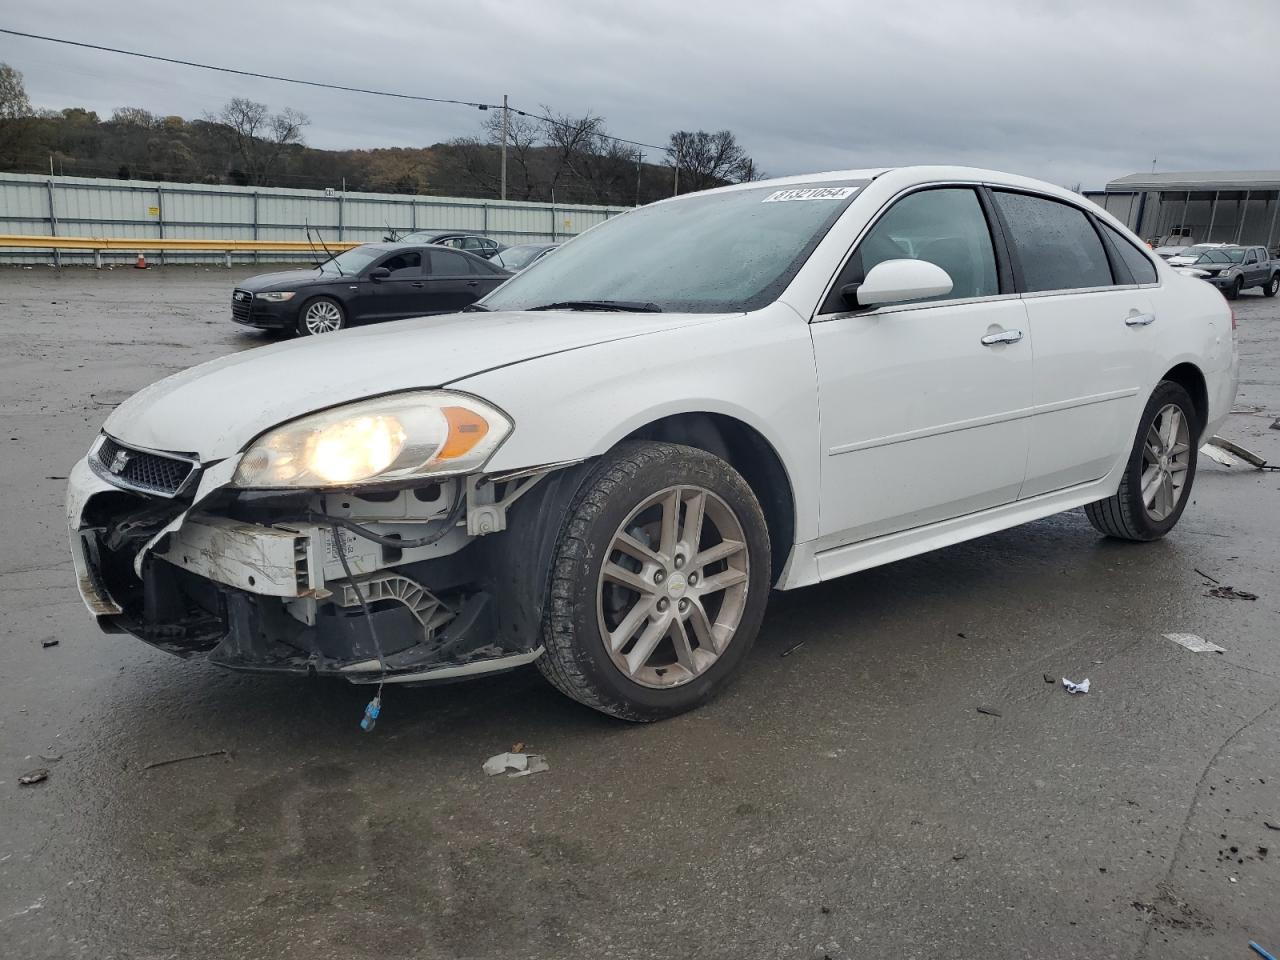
[1264,273,1279,298]
[1225,276,1243,300]
[297,297,346,336]
[538,441,771,721]
[1084,381,1199,541]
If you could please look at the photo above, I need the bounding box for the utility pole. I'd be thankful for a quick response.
[500,93,509,201]
[635,149,643,207]
[673,150,680,197]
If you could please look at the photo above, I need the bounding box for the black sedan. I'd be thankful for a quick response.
[392,232,506,259]
[231,243,511,336]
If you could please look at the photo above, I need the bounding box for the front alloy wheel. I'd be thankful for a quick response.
[598,485,749,688]
[298,297,345,336]
[538,441,771,721]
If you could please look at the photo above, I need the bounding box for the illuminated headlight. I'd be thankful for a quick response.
[257,291,296,302]
[232,391,512,488]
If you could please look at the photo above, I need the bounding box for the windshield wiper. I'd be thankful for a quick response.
[461,303,490,312]
[526,300,663,313]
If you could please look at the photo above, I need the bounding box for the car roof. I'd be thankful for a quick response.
[674,164,1103,211]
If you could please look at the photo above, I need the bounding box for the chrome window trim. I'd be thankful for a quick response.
[811,179,1166,322]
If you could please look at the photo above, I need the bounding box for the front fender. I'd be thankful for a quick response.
[456,306,822,542]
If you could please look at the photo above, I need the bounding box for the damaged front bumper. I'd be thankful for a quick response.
[66,444,585,684]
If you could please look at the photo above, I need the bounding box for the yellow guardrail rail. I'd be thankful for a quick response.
[0,234,360,266]
[0,234,360,252]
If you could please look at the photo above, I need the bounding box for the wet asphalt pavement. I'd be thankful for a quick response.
[1,266,1277,960]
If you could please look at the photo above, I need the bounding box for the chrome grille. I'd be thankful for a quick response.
[90,435,198,498]
[231,289,252,323]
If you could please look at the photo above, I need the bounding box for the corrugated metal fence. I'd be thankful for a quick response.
[0,172,629,265]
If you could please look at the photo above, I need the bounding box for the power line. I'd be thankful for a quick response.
[0,27,668,153]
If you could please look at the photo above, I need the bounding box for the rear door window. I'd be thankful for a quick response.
[1100,223,1158,284]
[993,191,1113,292]
[428,249,473,277]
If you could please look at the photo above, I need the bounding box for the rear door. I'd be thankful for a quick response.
[423,249,484,312]
[991,191,1156,497]
[812,185,1034,546]
[1245,248,1266,286]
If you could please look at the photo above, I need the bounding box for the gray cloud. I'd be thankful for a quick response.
[2,0,1277,189]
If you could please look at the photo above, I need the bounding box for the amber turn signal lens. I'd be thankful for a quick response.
[437,405,491,461]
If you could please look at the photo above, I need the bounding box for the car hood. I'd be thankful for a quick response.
[104,310,729,461]
[237,268,328,292]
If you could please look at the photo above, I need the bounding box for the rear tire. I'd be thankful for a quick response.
[1225,276,1243,300]
[537,441,771,721]
[1084,381,1199,541]
[1264,273,1279,298]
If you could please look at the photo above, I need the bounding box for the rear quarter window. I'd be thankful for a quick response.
[994,191,1114,293]
[1101,223,1159,284]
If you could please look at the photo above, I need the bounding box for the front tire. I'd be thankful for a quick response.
[296,296,346,336]
[1225,276,1243,300]
[1264,273,1279,298]
[1084,381,1199,541]
[538,441,771,721]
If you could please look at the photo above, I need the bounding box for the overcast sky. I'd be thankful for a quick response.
[2,0,1277,190]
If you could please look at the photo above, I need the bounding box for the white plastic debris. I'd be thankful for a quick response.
[482,752,549,778]
[1162,633,1225,654]
[1200,443,1237,467]
[509,755,550,778]
[1062,677,1090,695]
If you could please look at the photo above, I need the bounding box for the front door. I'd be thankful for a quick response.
[812,186,1034,547]
[370,249,426,320]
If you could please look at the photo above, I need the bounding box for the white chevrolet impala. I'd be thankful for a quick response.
[67,166,1238,721]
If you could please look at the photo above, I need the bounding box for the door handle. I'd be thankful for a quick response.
[1125,312,1156,327]
[466,280,479,287]
[980,329,1023,346]
[410,281,425,288]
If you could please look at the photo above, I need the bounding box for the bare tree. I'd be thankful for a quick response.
[110,106,156,127]
[0,63,32,119]
[205,98,309,185]
[667,130,757,194]
[539,106,605,202]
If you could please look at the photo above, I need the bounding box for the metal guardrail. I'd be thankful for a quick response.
[0,234,360,267]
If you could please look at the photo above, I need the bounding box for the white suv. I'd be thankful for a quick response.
[67,166,1238,721]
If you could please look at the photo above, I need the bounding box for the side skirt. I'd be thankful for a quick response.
[778,473,1120,589]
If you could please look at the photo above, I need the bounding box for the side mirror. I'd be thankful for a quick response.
[850,258,953,307]
[368,266,391,282]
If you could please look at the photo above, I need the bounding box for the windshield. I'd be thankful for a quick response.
[497,245,549,270]
[318,247,384,275]
[480,182,867,313]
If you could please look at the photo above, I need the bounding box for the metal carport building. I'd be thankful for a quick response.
[1084,171,1280,252]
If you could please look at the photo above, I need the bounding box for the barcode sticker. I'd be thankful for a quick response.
[762,186,858,203]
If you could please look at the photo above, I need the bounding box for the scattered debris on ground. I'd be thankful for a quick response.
[1263,821,1280,832]
[1201,437,1277,470]
[142,749,229,771]
[781,640,806,658]
[18,768,49,786]
[1043,673,1054,684]
[40,638,59,648]
[976,706,1002,717]
[1062,678,1090,695]
[510,741,526,754]
[1249,942,1277,960]
[1163,633,1226,654]
[1195,568,1220,584]
[1207,585,1258,601]
[1270,418,1280,431]
[483,752,549,778]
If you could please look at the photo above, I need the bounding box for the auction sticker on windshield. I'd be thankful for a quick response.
[762,186,859,202]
